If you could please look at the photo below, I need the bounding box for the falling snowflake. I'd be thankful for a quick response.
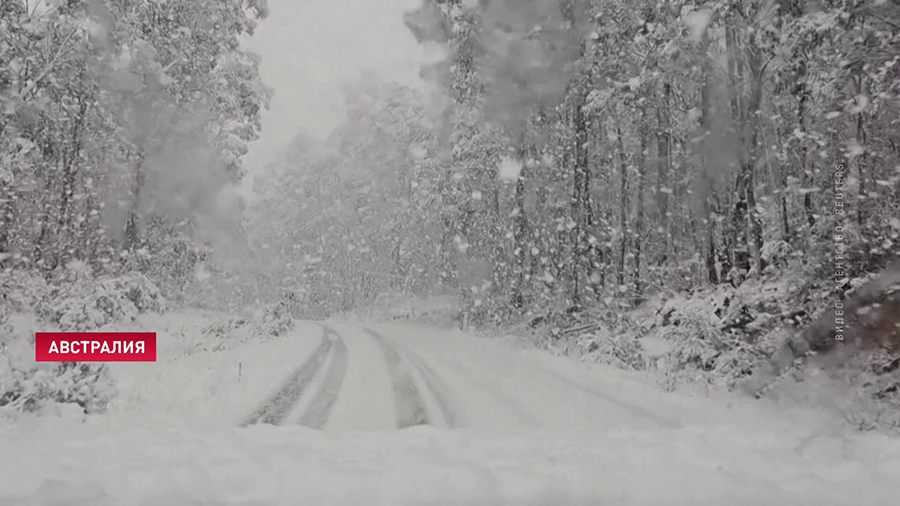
[685,9,712,43]
[848,95,869,114]
[498,156,523,182]
[194,263,211,282]
[409,144,428,160]
[846,139,866,160]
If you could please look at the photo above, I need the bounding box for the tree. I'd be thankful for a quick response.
[0,0,268,297]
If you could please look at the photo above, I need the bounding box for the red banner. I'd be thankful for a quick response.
[35,333,157,362]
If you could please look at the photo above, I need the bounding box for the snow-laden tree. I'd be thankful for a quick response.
[246,79,445,316]
[0,0,269,298]
[399,0,900,324]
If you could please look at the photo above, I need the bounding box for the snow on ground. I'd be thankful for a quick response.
[2,415,899,505]
[315,324,397,433]
[2,316,900,505]
[100,312,324,429]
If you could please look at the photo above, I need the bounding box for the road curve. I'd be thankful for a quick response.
[242,322,686,433]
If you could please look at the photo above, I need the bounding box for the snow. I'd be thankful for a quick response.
[847,138,866,159]
[311,325,396,432]
[2,419,898,506]
[685,9,712,43]
[849,94,869,114]
[2,316,900,505]
[100,312,324,429]
[498,156,523,182]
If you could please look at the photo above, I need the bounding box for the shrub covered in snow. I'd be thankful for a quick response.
[388,295,461,327]
[1,269,165,417]
[349,293,462,329]
[574,330,648,371]
[187,299,299,356]
[257,299,295,337]
[0,313,114,416]
[184,316,252,355]
[0,269,49,313]
[541,274,813,387]
[0,361,112,415]
[35,272,166,331]
[535,268,900,432]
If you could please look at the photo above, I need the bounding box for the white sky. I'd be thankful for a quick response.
[242,0,432,173]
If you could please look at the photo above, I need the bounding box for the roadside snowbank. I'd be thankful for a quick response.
[101,313,323,429]
[530,271,900,433]
[1,271,168,415]
[2,305,324,429]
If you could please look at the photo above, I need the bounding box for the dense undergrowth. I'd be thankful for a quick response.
[0,267,164,416]
[520,265,900,433]
[0,266,299,419]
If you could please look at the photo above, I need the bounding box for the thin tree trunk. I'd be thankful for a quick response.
[0,180,11,256]
[853,73,869,251]
[570,83,592,306]
[656,82,671,259]
[745,44,765,275]
[633,107,648,296]
[58,95,89,266]
[615,121,629,290]
[725,24,748,276]
[125,153,145,251]
[512,133,528,310]
[700,57,720,284]
[774,104,791,241]
[797,77,816,232]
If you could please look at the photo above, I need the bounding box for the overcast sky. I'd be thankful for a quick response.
[242,0,432,173]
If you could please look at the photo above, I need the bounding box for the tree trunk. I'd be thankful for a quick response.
[633,107,648,296]
[570,83,592,306]
[615,121,629,290]
[724,24,748,278]
[58,95,89,266]
[774,105,791,241]
[0,180,11,256]
[125,153,145,251]
[700,58,720,284]
[797,77,816,232]
[853,72,869,256]
[655,82,671,259]
[744,43,765,275]
[511,135,528,310]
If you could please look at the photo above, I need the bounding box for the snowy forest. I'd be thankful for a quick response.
[255,0,900,324]
[2,0,900,433]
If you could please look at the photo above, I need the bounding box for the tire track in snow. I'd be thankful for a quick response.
[438,357,541,428]
[297,327,349,429]
[400,348,458,429]
[537,367,683,429]
[400,343,541,429]
[367,328,458,429]
[366,329,430,429]
[241,333,332,427]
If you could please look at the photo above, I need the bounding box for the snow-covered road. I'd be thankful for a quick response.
[2,318,900,505]
[237,322,691,435]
